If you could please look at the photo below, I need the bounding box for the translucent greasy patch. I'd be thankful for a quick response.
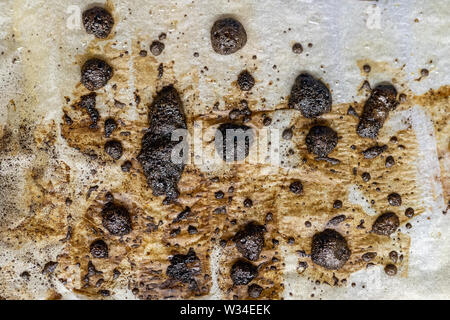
[0,0,448,300]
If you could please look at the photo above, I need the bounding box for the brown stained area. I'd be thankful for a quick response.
[0,25,432,299]
[412,86,450,205]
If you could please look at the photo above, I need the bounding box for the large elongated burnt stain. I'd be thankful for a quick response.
[138,86,187,202]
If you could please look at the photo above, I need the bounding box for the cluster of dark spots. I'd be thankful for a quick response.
[361,172,371,182]
[150,40,165,56]
[121,160,132,172]
[362,145,387,159]
[357,84,398,139]
[289,180,303,194]
[82,7,114,39]
[384,264,397,276]
[42,261,58,275]
[288,73,332,118]
[210,18,247,55]
[104,118,117,138]
[385,155,395,168]
[248,284,263,298]
[233,222,265,261]
[166,248,201,291]
[81,58,113,91]
[78,93,99,128]
[230,259,258,285]
[90,239,109,258]
[388,193,402,206]
[101,203,132,236]
[372,212,399,236]
[306,126,338,157]
[237,70,255,91]
[292,42,303,54]
[104,139,123,160]
[327,214,346,226]
[215,123,254,162]
[311,229,351,270]
[137,86,187,202]
[361,252,377,262]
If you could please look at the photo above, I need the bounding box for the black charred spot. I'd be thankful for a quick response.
[233,222,265,261]
[357,84,398,139]
[81,58,113,91]
[166,248,201,291]
[82,7,114,39]
[248,284,263,298]
[101,203,132,236]
[306,126,338,157]
[90,239,108,258]
[104,139,123,160]
[230,259,258,285]
[288,73,332,118]
[210,18,247,55]
[78,93,99,128]
[362,145,387,159]
[237,70,255,91]
[289,181,303,195]
[372,212,399,236]
[137,86,187,202]
[104,118,117,138]
[150,40,165,56]
[311,229,351,270]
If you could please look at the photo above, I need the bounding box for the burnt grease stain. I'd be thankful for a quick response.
[81,58,113,91]
[288,73,332,118]
[210,18,247,55]
[311,229,351,270]
[357,83,398,139]
[82,7,114,39]
[138,86,187,203]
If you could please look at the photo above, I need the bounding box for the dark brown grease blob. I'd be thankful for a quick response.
[405,207,415,218]
[137,86,187,202]
[306,126,338,157]
[385,156,395,168]
[237,70,255,91]
[215,123,254,162]
[78,93,99,128]
[210,18,247,55]
[311,229,351,270]
[81,58,113,91]
[362,252,377,262]
[384,264,397,276]
[150,40,165,56]
[362,145,387,159]
[90,239,109,259]
[372,212,399,236]
[101,203,132,236]
[292,43,303,54]
[248,284,263,298]
[233,222,265,261]
[357,84,398,139]
[166,248,201,291]
[288,73,332,118]
[230,260,258,285]
[104,118,117,138]
[104,139,123,160]
[289,181,303,195]
[388,193,402,206]
[82,7,114,39]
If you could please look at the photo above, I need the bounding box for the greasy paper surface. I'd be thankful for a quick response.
[0,0,448,299]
